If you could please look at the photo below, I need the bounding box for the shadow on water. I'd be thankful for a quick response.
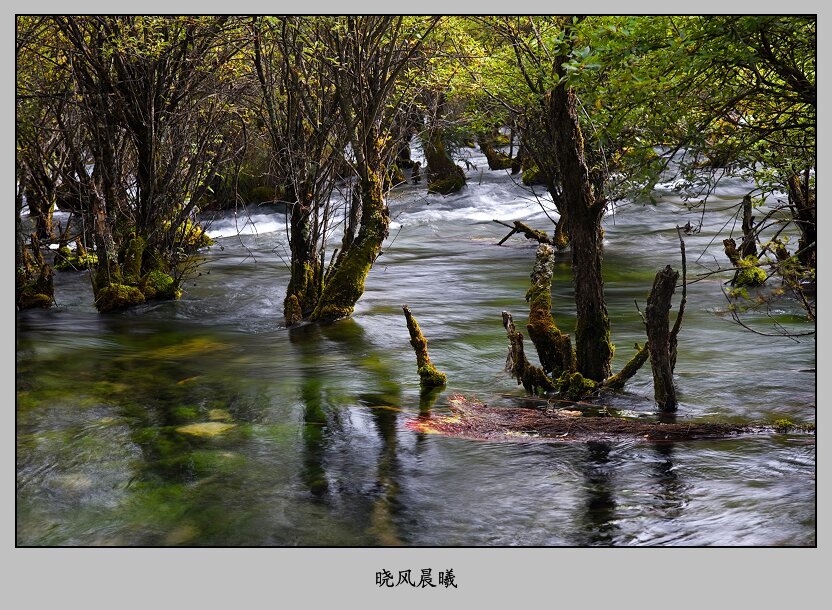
[651,443,689,519]
[579,441,619,545]
[292,318,408,546]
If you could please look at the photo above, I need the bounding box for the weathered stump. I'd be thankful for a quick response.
[403,305,447,389]
[646,265,679,411]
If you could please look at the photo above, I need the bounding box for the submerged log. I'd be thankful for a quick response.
[405,395,775,443]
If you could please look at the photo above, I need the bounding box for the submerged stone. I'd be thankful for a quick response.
[208,409,233,422]
[175,422,236,437]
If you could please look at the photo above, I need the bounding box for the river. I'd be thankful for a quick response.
[16,148,815,546]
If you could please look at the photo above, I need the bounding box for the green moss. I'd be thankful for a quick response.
[428,172,466,195]
[773,418,794,433]
[285,261,319,323]
[171,406,199,421]
[418,365,447,388]
[140,270,180,300]
[162,219,213,252]
[55,251,98,271]
[312,243,374,321]
[735,256,767,287]
[556,371,598,400]
[122,235,146,284]
[95,283,146,313]
[284,294,302,326]
[522,165,544,185]
[18,292,53,309]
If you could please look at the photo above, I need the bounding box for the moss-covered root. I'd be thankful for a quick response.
[526,244,575,377]
[502,311,555,395]
[603,342,650,390]
[403,305,447,389]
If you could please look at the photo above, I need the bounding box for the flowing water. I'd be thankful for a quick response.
[16,150,816,546]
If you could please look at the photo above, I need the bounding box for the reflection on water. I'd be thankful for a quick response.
[16,150,815,546]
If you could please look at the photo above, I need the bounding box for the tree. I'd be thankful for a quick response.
[569,16,816,322]
[308,16,440,322]
[51,16,244,311]
[250,16,348,325]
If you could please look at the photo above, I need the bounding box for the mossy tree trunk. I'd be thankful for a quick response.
[16,233,54,310]
[311,156,389,322]
[547,84,612,382]
[525,244,575,377]
[402,305,447,389]
[307,16,439,322]
[739,194,758,258]
[478,128,513,171]
[423,91,466,195]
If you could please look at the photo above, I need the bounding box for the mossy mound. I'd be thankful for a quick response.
[163,219,213,252]
[17,292,53,309]
[96,283,146,313]
[556,371,598,400]
[736,266,767,286]
[284,294,302,326]
[428,171,466,195]
[140,270,181,300]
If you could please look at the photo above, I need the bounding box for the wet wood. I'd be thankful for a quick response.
[405,395,766,442]
[646,265,679,411]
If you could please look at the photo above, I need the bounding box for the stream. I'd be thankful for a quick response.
[16,148,815,546]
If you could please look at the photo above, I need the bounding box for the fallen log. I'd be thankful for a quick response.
[404,395,811,443]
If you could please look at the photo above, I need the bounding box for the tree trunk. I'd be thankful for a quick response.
[424,131,465,195]
[311,165,389,322]
[284,193,320,326]
[646,265,679,411]
[739,194,757,258]
[502,311,555,395]
[787,173,816,267]
[547,86,612,382]
[525,244,574,377]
